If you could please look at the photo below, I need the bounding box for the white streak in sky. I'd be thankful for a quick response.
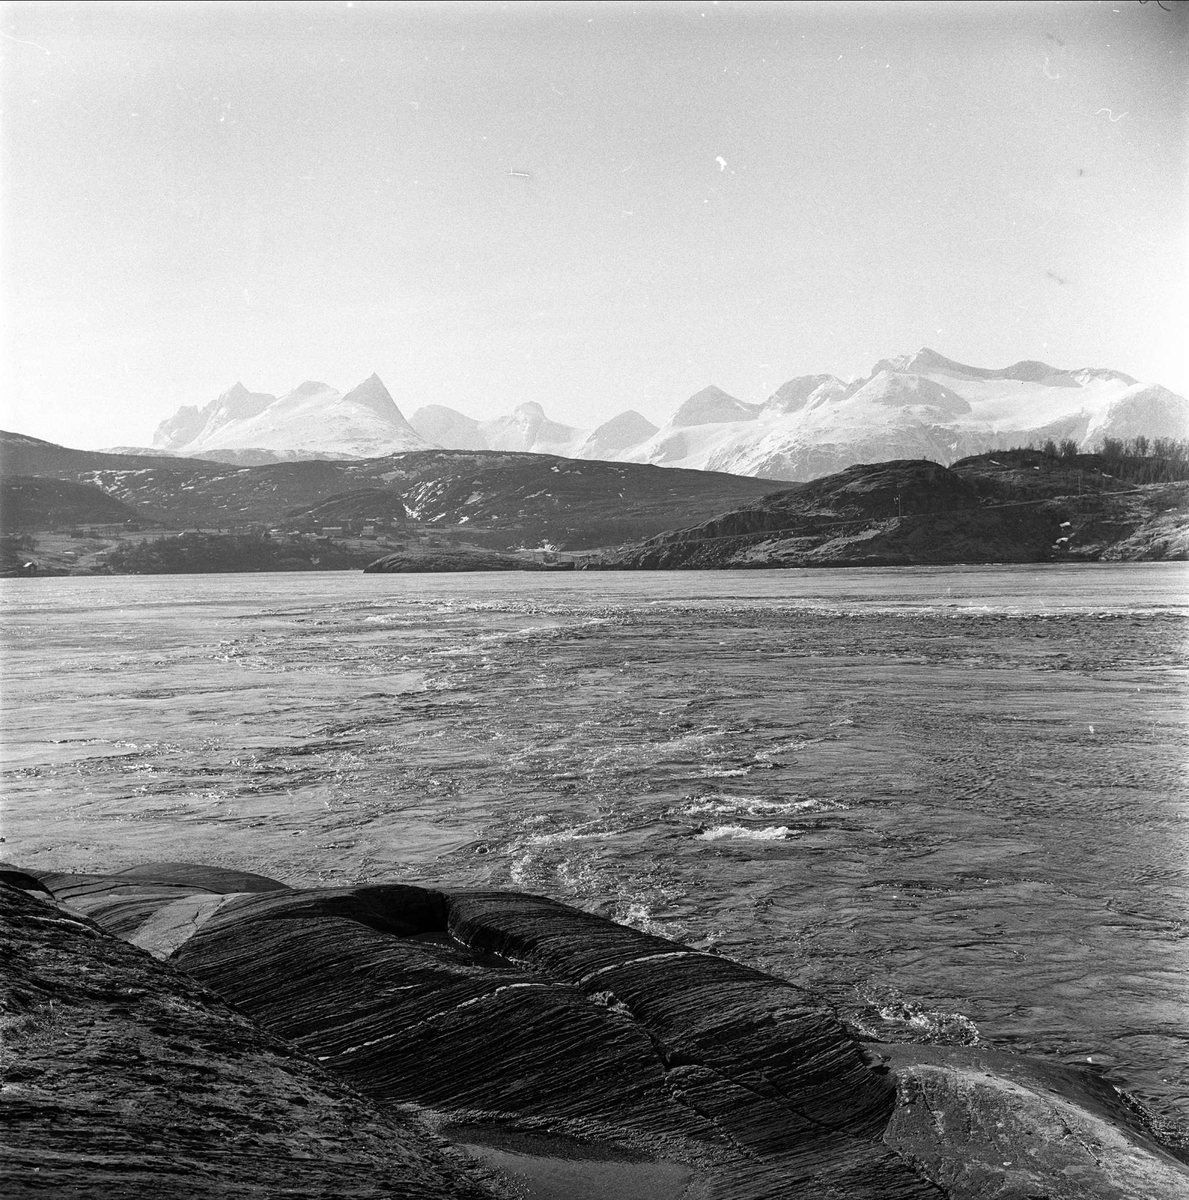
[1,30,51,54]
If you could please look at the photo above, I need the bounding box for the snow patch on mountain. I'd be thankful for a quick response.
[621,351,1188,481]
[671,386,760,427]
[148,350,1187,480]
[154,375,431,462]
[154,382,277,451]
[478,402,587,455]
[577,411,659,460]
[761,375,842,415]
[410,405,486,451]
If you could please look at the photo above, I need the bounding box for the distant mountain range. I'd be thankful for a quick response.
[143,349,1189,482]
[151,374,427,465]
[4,429,1186,573]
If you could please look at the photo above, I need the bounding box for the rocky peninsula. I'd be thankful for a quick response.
[3,862,1187,1199]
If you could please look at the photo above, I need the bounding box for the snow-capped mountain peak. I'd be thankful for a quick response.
[671,386,759,427]
[337,374,405,423]
[762,375,841,415]
[154,374,430,462]
[578,410,660,460]
[150,352,1187,479]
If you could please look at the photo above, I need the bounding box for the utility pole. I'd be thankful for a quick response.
[896,493,902,519]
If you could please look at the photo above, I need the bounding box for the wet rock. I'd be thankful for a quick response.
[0,867,52,895]
[112,861,290,892]
[21,869,945,1198]
[9,862,1189,1200]
[0,882,506,1200]
[877,1042,1189,1199]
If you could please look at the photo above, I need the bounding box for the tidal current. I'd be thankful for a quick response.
[2,564,1186,1140]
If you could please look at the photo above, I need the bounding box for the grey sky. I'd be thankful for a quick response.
[2,0,1186,449]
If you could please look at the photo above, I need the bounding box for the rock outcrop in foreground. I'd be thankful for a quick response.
[3,863,1187,1200]
[0,871,498,1200]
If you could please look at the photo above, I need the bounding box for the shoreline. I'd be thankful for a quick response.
[4,862,1188,1200]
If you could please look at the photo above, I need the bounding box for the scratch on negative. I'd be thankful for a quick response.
[1096,108,1127,122]
[1,30,52,54]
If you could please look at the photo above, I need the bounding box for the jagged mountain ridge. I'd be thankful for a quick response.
[144,351,1189,482]
[619,350,1188,482]
[154,374,430,462]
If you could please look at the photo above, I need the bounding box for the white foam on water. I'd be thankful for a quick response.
[759,737,833,755]
[507,852,535,888]
[521,827,621,847]
[853,989,981,1046]
[506,624,565,639]
[616,901,671,937]
[587,730,720,772]
[696,824,797,842]
[682,796,840,817]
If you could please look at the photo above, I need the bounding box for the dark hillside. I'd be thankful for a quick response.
[0,477,146,531]
[282,489,410,530]
[0,435,774,548]
[96,532,379,574]
[388,451,776,549]
[594,457,1189,568]
[0,431,217,476]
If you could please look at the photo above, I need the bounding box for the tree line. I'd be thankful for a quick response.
[994,436,1189,485]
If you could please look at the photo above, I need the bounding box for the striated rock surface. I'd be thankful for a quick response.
[0,881,505,1200]
[6,861,1188,1200]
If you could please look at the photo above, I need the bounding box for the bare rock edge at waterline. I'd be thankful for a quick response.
[2,863,1187,1200]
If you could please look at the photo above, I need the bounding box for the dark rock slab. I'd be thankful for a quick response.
[172,892,708,1137]
[15,862,1189,1199]
[34,870,215,903]
[0,883,506,1200]
[444,890,935,1194]
[0,866,52,896]
[877,1043,1189,1199]
[113,861,290,892]
[164,881,940,1198]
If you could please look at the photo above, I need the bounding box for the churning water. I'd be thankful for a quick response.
[2,564,1187,1138]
